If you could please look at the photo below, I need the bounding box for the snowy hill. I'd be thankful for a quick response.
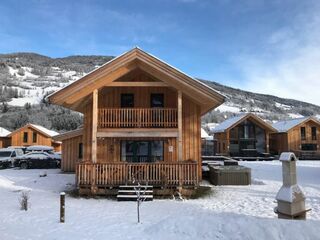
[0,52,319,124]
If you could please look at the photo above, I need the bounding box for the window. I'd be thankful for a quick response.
[78,143,83,159]
[301,127,306,140]
[312,127,317,140]
[121,94,134,108]
[150,94,164,108]
[301,144,317,151]
[33,132,37,143]
[23,132,28,143]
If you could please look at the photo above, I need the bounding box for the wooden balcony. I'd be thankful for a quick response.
[76,161,199,187]
[98,108,178,128]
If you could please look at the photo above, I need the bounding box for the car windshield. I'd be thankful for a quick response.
[0,151,12,157]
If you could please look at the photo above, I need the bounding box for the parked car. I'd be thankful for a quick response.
[14,152,61,169]
[8,146,27,154]
[0,148,24,168]
[25,145,62,161]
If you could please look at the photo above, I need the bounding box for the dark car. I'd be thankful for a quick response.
[14,152,61,169]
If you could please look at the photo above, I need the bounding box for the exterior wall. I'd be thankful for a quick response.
[82,93,201,166]
[0,137,11,148]
[270,120,320,155]
[10,126,61,151]
[270,133,288,154]
[61,135,83,172]
[214,132,229,155]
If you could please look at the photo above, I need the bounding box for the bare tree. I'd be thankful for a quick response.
[19,191,30,211]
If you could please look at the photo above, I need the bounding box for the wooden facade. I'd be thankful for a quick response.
[270,117,320,159]
[48,47,224,194]
[0,137,11,148]
[8,124,61,152]
[214,113,276,157]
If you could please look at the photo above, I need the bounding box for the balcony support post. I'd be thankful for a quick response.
[92,89,98,164]
[178,90,183,161]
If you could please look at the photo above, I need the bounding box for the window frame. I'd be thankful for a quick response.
[23,132,28,143]
[32,132,37,143]
[301,127,306,140]
[311,126,317,140]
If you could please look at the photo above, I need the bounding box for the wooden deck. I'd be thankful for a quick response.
[77,162,199,188]
[98,108,178,128]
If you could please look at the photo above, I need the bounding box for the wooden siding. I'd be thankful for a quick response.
[0,137,10,148]
[271,120,320,155]
[61,135,83,172]
[10,126,61,151]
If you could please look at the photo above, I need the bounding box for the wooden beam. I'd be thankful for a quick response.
[97,128,178,138]
[92,89,98,163]
[105,82,169,87]
[178,90,183,161]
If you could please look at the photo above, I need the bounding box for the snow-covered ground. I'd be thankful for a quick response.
[0,161,319,240]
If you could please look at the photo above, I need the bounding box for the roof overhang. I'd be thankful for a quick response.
[47,47,225,115]
[53,128,83,141]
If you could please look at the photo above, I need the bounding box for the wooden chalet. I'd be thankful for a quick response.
[48,47,224,195]
[8,124,61,151]
[213,113,276,157]
[270,117,320,159]
[0,127,11,148]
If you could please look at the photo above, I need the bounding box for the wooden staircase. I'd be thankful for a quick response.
[117,185,154,201]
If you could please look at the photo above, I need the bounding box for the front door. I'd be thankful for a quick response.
[121,140,164,162]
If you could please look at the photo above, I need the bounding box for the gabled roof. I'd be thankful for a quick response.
[53,128,83,141]
[8,124,59,138]
[272,117,320,133]
[47,47,225,115]
[0,127,11,137]
[212,113,276,133]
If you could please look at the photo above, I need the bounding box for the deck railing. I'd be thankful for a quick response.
[98,108,178,128]
[76,162,198,187]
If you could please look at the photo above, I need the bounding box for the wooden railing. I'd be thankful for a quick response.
[77,162,198,187]
[98,108,178,128]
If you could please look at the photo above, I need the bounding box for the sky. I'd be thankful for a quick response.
[0,0,320,105]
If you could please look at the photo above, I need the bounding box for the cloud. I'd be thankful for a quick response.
[231,1,320,105]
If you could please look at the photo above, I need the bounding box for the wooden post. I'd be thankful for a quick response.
[178,90,183,161]
[92,89,98,163]
[266,132,270,153]
[60,192,65,223]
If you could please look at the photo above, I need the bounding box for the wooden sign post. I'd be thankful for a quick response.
[60,192,65,223]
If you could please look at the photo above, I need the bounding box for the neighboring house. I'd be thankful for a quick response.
[270,117,320,159]
[53,128,83,172]
[48,47,224,195]
[213,113,276,157]
[201,128,216,156]
[0,127,11,148]
[8,124,61,151]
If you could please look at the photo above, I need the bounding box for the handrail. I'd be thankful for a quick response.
[98,108,178,128]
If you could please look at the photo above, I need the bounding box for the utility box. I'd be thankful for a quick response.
[208,165,251,185]
[275,152,309,219]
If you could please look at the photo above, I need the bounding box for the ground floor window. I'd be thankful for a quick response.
[121,140,164,162]
[301,144,317,151]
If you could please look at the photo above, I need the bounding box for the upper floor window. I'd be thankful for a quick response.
[23,132,28,143]
[312,127,317,140]
[150,94,164,108]
[301,127,306,140]
[78,143,83,159]
[33,132,37,143]
[121,94,134,108]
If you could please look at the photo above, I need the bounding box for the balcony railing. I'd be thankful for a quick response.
[98,108,178,128]
[76,162,198,187]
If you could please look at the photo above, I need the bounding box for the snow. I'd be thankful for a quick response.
[272,117,309,132]
[30,124,59,137]
[201,128,209,138]
[216,104,241,113]
[279,152,297,161]
[0,161,319,239]
[288,113,304,119]
[0,127,11,137]
[276,184,305,202]
[275,102,293,110]
[212,114,248,133]
[8,96,40,106]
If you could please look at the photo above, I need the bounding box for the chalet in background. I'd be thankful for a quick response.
[48,47,225,195]
[213,113,276,157]
[0,127,11,148]
[7,124,61,152]
[270,117,320,159]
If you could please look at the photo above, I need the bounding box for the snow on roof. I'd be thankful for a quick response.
[201,128,210,138]
[212,114,248,133]
[272,117,309,132]
[0,127,11,137]
[30,124,59,137]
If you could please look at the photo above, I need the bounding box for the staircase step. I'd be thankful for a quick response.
[117,194,153,201]
[119,185,153,189]
[118,190,153,193]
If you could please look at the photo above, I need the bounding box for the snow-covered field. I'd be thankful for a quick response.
[0,161,319,240]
